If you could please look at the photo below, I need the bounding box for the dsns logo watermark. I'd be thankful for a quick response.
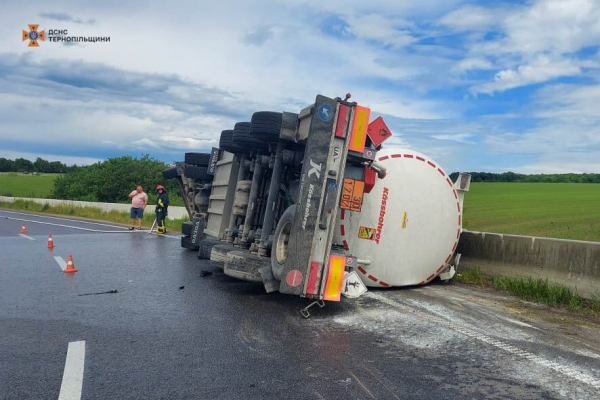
[22,24,45,47]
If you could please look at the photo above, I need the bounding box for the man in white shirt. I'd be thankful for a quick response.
[128,185,148,230]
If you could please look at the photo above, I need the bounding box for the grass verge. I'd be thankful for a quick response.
[0,199,188,232]
[455,266,598,315]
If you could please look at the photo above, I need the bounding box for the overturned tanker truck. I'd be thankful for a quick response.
[163,94,471,316]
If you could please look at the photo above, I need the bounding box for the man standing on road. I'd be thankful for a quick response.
[128,185,148,230]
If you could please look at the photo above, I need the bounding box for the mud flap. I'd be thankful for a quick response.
[259,267,280,293]
[190,219,205,246]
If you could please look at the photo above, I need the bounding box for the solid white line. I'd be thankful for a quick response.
[0,209,128,229]
[2,211,181,239]
[18,233,36,241]
[54,256,66,271]
[2,216,135,233]
[369,293,600,389]
[58,340,85,400]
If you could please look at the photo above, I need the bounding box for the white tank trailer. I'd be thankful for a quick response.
[164,94,471,312]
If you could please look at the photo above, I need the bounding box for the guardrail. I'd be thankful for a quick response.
[0,196,189,220]
[458,230,600,298]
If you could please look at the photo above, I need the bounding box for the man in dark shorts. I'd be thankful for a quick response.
[128,185,148,230]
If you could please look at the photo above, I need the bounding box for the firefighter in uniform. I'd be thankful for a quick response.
[155,185,169,234]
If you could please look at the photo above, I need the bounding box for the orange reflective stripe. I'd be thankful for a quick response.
[323,255,345,302]
[349,106,370,153]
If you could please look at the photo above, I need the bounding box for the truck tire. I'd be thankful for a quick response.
[271,205,296,281]
[181,235,199,250]
[184,152,211,166]
[224,251,270,283]
[220,130,244,154]
[162,167,179,180]
[181,221,194,236]
[233,122,268,152]
[184,165,212,180]
[250,111,282,143]
[210,243,234,268]
[198,238,221,260]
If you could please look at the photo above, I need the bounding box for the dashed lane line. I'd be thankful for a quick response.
[58,340,86,400]
[18,233,35,240]
[369,292,600,390]
[54,256,66,271]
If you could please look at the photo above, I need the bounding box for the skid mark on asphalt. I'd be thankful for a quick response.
[54,256,67,271]
[18,233,35,240]
[58,340,85,400]
[347,369,376,399]
[369,292,600,390]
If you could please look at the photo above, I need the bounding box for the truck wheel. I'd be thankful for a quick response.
[184,165,212,180]
[184,152,211,166]
[250,111,282,143]
[271,204,296,281]
[198,239,221,260]
[181,221,194,236]
[224,251,270,283]
[220,130,244,154]
[210,243,234,268]
[162,167,179,180]
[233,122,268,152]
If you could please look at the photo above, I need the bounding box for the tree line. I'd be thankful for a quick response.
[0,157,75,173]
[52,155,183,206]
[449,172,600,183]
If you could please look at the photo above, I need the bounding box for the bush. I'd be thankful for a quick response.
[52,155,183,206]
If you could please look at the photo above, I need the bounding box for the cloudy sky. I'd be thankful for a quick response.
[1,0,599,172]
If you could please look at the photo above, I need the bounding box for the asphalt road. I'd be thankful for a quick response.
[1,208,600,400]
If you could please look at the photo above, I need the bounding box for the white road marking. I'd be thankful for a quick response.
[58,340,85,400]
[18,233,35,240]
[2,211,181,239]
[0,209,128,229]
[369,292,600,389]
[54,256,67,271]
[2,215,134,233]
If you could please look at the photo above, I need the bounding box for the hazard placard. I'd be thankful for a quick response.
[358,226,375,240]
[340,178,364,212]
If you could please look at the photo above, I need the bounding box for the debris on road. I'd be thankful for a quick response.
[179,286,185,290]
[78,289,118,296]
[199,270,212,277]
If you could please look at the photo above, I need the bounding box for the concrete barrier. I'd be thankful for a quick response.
[0,196,189,220]
[458,231,600,298]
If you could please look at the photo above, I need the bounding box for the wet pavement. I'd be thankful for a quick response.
[1,208,600,399]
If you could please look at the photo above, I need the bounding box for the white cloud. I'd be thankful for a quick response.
[471,55,582,95]
[342,14,415,48]
[439,5,499,31]
[453,57,493,72]
[432,133,474,143]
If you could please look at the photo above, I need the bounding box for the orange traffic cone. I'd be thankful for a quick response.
[20,223,27,233]
[63,255,78,273]
[47,235,54,249]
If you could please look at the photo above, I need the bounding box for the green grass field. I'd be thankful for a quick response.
[463,182,600,242]
[0,173,60,198]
